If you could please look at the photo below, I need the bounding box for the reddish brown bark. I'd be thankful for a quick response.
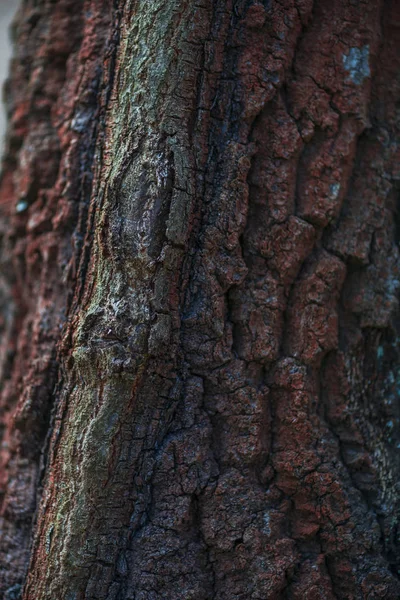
[0,1,399,599]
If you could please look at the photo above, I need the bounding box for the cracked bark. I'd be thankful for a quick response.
[0,1,399,599]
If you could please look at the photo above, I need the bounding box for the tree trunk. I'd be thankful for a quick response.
[0,0,399,598]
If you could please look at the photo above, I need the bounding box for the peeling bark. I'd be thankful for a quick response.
[0,1,399,599]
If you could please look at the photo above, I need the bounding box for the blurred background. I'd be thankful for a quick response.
[0,1,19,155]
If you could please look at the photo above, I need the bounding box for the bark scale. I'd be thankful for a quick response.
[0,1,399,599]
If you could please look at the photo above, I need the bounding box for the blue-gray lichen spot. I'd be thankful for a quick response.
[15,199,29,213]
[343,45,370,85]
[329,182,340,200]
[5,585,22,600]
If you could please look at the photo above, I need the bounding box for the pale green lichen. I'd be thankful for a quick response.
[32,1,202,596]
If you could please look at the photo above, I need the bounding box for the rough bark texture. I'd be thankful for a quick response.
[0,1,399,599]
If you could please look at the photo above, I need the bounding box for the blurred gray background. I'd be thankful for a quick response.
[0,1,19,155]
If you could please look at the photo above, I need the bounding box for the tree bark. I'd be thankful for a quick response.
[0,0,399,598]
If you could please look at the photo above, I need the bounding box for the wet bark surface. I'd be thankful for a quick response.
[0,1,399,599]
